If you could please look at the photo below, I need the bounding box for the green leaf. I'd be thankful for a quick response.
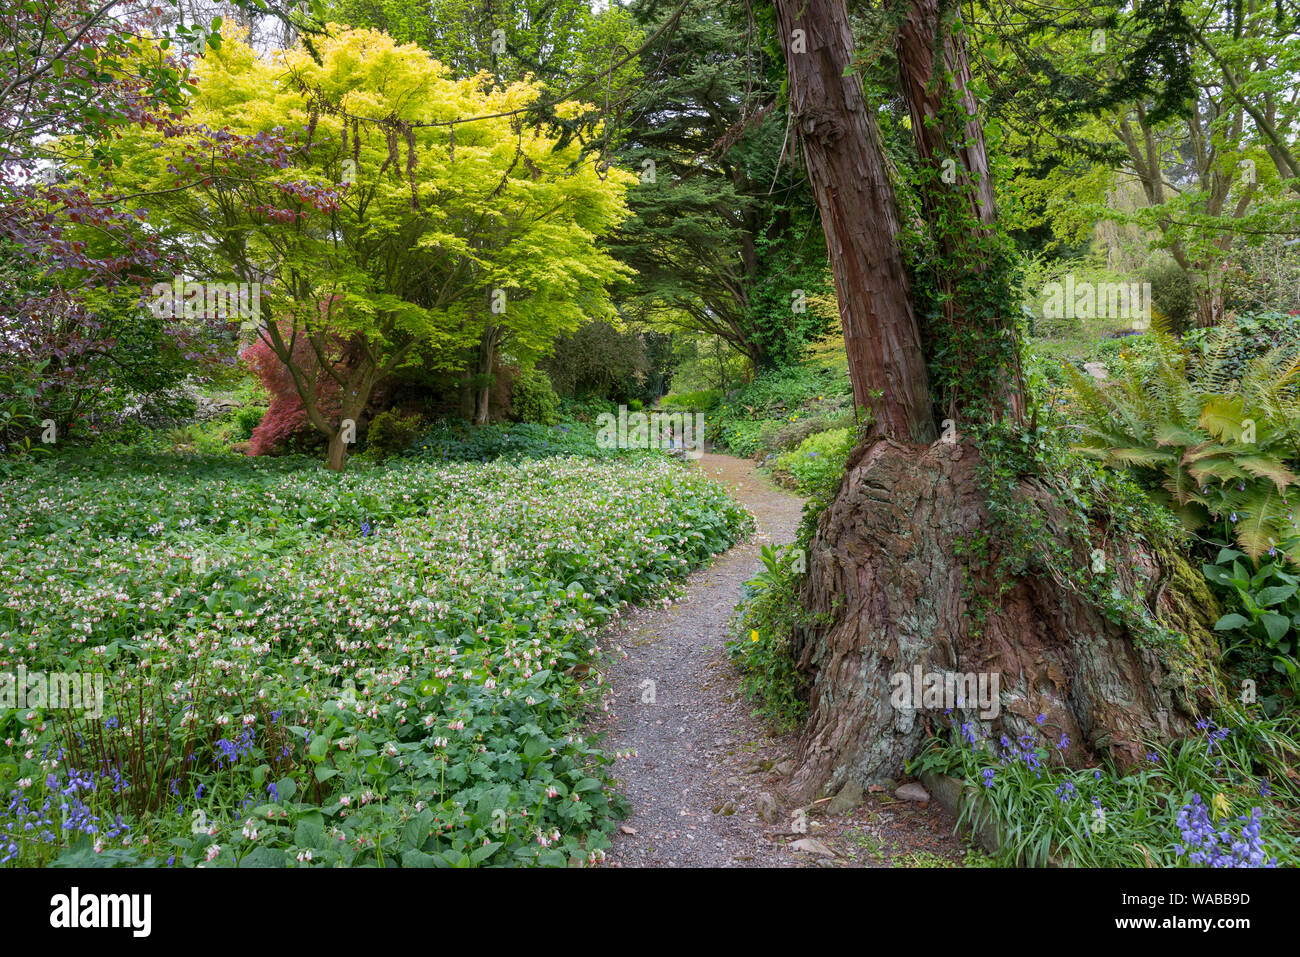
[1213,613,1251,631]
[274,777,297,802]
[1260,612,1291,645]
[1255,584,1297,607]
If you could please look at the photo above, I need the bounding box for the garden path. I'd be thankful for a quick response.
[591,452,973,867]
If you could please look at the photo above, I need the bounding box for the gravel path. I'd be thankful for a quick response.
[590,452,975,868]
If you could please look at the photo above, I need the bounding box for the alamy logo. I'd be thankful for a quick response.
[150,277,261,323]
[595,407,706,459]
[1041,276,1152,328]
[890,665,1000,719]
[49,887,151,937]
[0,666,103,718]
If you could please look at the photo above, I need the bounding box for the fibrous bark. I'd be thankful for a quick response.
[785,439,1222,803]
[774,0,935,443]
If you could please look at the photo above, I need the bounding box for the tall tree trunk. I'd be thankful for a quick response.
[895,0,1024,424]
[770,0,1222,806]
[473,324,499,426]
[774,0,935,442]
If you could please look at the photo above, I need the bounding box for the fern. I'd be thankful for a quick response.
[1065,328,1300,562]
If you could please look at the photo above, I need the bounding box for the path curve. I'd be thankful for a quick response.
[591,452,972,868]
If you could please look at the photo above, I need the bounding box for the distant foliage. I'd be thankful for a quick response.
[364,409,424,460]
[510,369,560,425]
[659,389,722,411]
[407,421,607,462]
[540,320,651,402]
[241,330,341,456]
[1142,259,1195,333]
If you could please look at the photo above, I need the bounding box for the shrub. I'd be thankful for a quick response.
[365,409,424,460]
[511,369,560,425]
[758,412,853,454]
[771,427,856,495]
[728,545,812,731]
[660,389,722,412]
[233,405,265,442]
[1142,259,1195,333]
[241,328,343,456]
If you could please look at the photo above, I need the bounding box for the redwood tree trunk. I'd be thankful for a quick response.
[774,0,935,443]
[771,0,1222,806]
[784,439,1221,803]
[895,0,1024,424]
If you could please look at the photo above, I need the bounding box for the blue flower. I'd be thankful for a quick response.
[981,768,995,789]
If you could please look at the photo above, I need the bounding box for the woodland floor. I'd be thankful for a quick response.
[590,452,979,868]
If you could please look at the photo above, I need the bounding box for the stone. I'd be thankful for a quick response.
[756,791,780,823]
[772,759,795,776]
[1083,361,1109,380]
[895,782,931,803]
[790,838,835,857]
[827,780,866,816]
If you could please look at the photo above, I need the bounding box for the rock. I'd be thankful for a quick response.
[827,780,865,816]
[772,759,794,776]
[756,791,780,823]
[895,782,931,803]
[1083,361,1108,380]
[619,826,637,835]
[790,837,835,857]
[724,776,744,787]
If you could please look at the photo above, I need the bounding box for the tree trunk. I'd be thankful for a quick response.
[784,439,1222,803]
[895,0,1025,424]
[325,430,348,472]
[774,0,935,443]
[772,0,1223,806]
[1193,283,1226,328]
[473,324,499,426]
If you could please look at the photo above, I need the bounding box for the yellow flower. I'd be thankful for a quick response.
[750,629,760,642]
[1211,792,1231,820]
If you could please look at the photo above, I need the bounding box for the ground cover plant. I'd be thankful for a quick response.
[0,451,751,866]
[912,709,1300,868]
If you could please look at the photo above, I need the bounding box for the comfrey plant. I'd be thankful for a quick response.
[1174,794,1277,867]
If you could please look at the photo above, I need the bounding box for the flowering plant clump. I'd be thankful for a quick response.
[0,450,752,866]
[910,708,1298,868]
[1175,795,1277,868]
